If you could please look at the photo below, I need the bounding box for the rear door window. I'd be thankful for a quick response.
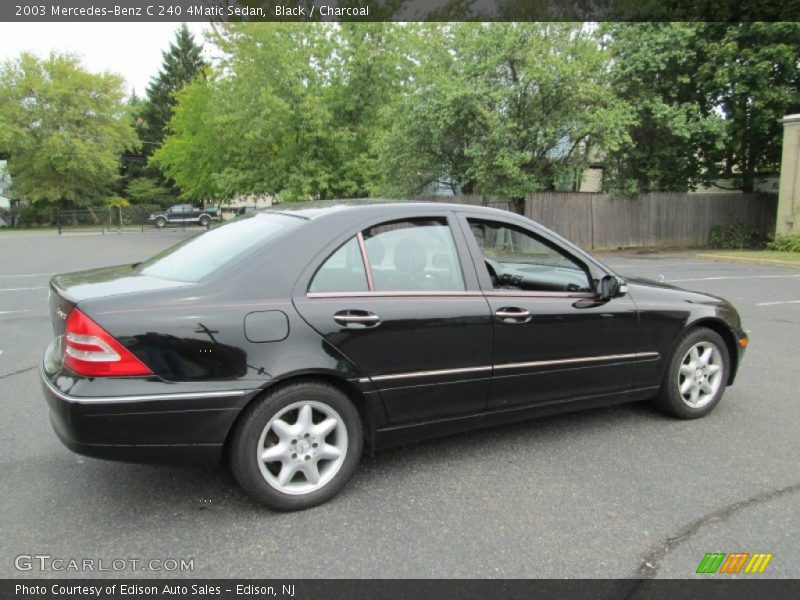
[308,237,369,293]
[363,219,465,292]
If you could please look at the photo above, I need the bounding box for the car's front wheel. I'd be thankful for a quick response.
[154,217,167,228]
[653,327,730,419]
[229,381,362,510]
[199,215,210,227]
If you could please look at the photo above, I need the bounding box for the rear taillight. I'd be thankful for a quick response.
[63,308,152,377]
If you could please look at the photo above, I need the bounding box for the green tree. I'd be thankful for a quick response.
[151,75,224,201]
[601,23,725,194]
[125,176,171,205]
[322,23,416,198]
[376,23,633,198]
[155,23,411,202]
[604,22,800,193]
[0,52,137,207]
[155,23,319,201]
[703,23,800,192]
[141,24,206,156]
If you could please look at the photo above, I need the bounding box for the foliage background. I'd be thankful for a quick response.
[1,22,798,223]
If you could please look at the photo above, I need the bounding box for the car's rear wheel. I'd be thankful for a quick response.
[653,327,729,419]
[229,381,362,510]
[199,215,210,227]
[154,217,166,228]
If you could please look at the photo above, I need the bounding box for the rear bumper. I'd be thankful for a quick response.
[40,351,258,465]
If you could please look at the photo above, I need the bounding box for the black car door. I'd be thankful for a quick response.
[457,213,647,410]
[293,214,494,425]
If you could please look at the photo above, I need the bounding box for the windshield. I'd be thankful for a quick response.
[139,213,302,282]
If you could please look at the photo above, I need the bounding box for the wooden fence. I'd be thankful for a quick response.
[523,192,777,249]
[313,192,776,249]
[416,192,777,249]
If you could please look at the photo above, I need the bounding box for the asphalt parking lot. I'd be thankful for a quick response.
[1,230,798,579]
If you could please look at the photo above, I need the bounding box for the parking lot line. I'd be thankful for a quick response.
[756,300,800,306]
[606,261,719,268]
[0,310,31,315]
[0,273,54,278]
[0,287,46,292]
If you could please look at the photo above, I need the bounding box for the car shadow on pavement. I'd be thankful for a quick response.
[70,400,667,514]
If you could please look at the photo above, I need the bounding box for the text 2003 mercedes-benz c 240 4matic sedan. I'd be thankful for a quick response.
[41,203,748,510]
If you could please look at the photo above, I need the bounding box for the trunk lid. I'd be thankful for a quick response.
[48,264,190,336]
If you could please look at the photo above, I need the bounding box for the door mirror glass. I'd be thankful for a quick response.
[599,275,622,300]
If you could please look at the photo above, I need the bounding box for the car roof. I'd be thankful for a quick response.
[262,200,513,221]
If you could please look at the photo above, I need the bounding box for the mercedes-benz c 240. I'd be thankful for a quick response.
[41,203,748,510]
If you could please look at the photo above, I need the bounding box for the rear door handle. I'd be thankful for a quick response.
[495,307,532,323]
[333,310,381,328]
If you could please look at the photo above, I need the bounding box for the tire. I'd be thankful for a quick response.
[155,217,167,229]
[229,381,362,511]
[199,215,210,227]
[653,327,730,419]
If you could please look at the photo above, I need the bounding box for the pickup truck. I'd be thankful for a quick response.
[149,204,220,228]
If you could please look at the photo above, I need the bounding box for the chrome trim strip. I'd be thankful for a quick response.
[493,352,660,371]
[484,291,595,298]
[360,365,492,383]
[356,231,375,292]
[307,291,482,298]
[40,366,250,405]
[358,352,660,384]
[307,290,595,299]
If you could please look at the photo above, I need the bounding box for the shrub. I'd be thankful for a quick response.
[767,234,800,252]
[708,219,769,249]
[18,204,53,227]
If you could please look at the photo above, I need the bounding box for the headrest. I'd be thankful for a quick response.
[393,237,427,274]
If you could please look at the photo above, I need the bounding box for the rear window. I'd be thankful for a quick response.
[139,213,300,282]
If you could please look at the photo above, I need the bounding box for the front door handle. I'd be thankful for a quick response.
[495,307,532,323]
[333,310,381,328]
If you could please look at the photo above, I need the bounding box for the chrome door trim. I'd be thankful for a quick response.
[493,352,660,372]
[307,291,485,298]
[360,365,493,383]
[358,352,660,384]
[484,290,595,298]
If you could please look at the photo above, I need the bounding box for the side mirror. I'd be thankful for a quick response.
[599,275,626,300]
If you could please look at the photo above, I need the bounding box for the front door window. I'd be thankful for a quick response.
[467,219,591,293]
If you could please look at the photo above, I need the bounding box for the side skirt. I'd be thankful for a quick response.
[372,386,659,451]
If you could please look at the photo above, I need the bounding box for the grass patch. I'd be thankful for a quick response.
[697,250,800,266]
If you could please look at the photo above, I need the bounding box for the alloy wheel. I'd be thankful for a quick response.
[678,341,724,408]
[256,401,347,495]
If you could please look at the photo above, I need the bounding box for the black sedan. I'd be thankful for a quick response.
[41,203,748,510]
